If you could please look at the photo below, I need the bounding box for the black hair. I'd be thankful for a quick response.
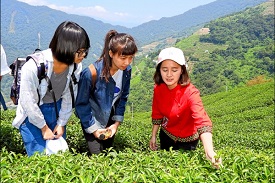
[153,63,190,86]
[49,21,90,65]
[97,30,138,82]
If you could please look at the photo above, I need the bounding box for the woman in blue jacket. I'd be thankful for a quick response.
[75,30,138,154]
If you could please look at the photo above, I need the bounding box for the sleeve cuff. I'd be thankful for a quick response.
[152,118,162,125]
[112,115,124,123]
[85,124,100,134]
[57,120,67,127]
[197,126,212,135]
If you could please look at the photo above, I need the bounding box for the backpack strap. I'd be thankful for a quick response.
[26,55,47,106]
[26,55,46,82]
[37,62,46,84]
[88,63,97,88]
[69,63,78,108]
[27,54,59,119]
[36,62,46,106]
[45,75,59,120]
[71,63,78,84]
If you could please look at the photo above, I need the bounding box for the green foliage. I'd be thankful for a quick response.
[0,110,25,154]
[176,1,274,95]
[127,59,155,112]
[1,81,274,182]
[203,82,274,153]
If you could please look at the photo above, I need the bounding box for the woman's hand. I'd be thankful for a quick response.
[93,129,109,139]
[149,136,158,151]
[212,156,222,169]
[53,125,65,139]
[206,152,223,169]
[149,125,160,150]
[107,122,120,138]
[41,125,55,140]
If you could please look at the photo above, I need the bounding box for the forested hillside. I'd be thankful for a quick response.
[192,0,274,94]
[128,0,274,112]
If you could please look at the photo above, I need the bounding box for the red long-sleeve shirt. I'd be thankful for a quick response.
[152,83,212,142]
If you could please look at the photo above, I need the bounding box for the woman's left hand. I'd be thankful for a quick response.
[53,125,65,139]
[107,122,120,138]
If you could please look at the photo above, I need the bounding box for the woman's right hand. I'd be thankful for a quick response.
[93,129,109,139]
[41,125,55,140]
[149,136,158,151]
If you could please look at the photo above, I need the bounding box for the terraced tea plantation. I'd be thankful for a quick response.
[1,82,274,182]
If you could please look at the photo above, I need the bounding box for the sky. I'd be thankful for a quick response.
[17,0,217,28]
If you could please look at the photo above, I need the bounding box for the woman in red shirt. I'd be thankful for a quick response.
[149,47,221,168]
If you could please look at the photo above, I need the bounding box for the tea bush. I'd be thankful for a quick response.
[1,82,274,182]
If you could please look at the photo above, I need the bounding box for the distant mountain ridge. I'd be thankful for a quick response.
[130,0,268,46]
[1,0,267,64]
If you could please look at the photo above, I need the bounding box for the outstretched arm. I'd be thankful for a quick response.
[200,132,222,169]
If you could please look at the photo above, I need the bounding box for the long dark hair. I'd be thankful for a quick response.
[49,21,90,65]
[153,62,190,86]
[97,30,138,82]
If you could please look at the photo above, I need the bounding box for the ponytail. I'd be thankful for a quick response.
[97,29,137,82]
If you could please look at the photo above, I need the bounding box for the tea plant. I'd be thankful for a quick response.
[0,81,274,182]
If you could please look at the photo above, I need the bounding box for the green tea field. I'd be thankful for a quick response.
[1,81,274,182]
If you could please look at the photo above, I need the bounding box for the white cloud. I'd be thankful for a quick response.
[17,0,130,23]
[54,6,131,25]
[114,12,129,17]
[94,6,107,13]
[17,0,48,6]
[69,6,130,22]
[16,0,145,27]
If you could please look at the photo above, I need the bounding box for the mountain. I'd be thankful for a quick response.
[127,0,274,112]
[0,0,270,103]
[1,0,128,62]
[1,0,268,64]
[130,0,269,51]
